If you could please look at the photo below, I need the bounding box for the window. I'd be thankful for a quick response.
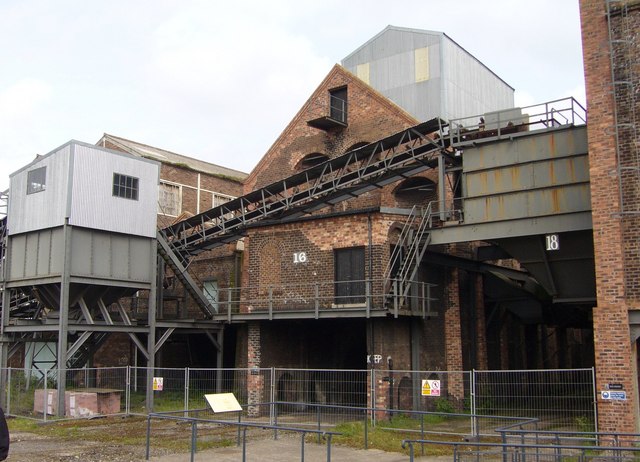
[329,87,347,123]
[112,173,139,200]
[213,192,234,208]
[158,182,181,216]
[27,167,46,194]
[203,280,219,313]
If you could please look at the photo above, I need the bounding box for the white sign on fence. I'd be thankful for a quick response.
[153,377,163,391]
[421,379,440,396]
[205,393,242,413]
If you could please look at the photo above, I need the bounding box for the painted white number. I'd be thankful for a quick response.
[545,234,560,251]
[293,252,307,263]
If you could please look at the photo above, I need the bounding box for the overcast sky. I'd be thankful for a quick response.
[0,0,585,192]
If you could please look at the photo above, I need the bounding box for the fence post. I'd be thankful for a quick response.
[6,368,10,415]
[126,366,131,415]
[185,367,190,414]
[43,369,48,423]
[591,366,598,435]
[270,367,276,426]
[471,370,478,438]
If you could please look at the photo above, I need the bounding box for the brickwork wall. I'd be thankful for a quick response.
[445,267,465,407]
[246,322,262,416]
[580,0,638,433]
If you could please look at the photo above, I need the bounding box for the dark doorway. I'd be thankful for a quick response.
[334,247,365,304]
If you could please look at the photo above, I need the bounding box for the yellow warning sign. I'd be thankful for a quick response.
[153,377,164,391]
[421,379,441,396]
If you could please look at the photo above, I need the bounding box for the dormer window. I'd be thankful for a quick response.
[329,87,347,123]
[307,86,348,130]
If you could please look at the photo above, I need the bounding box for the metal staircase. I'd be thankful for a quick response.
[157,231,215,318]
[384,204,435,313]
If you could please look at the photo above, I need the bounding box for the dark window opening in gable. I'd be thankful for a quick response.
[329,87,347,123]
[113,173,139,200]
[27,166,47,195]
[296,152,329,171]
[394,177,436,207]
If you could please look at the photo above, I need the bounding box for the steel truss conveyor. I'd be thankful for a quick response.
[161,118,450,261]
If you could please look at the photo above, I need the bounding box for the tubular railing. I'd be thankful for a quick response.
[145,406,341,462]
[198,278,437,320]
[447,96,587,147]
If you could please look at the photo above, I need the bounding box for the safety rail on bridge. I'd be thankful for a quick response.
[158,277,437,322]
[446,96,587,148]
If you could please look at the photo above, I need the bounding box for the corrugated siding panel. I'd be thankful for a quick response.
[7,145,70,235]
[70,144,159,237]
[441,37,514,121]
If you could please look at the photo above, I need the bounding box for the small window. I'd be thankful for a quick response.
[27,167,46,195]
[158,182,180,215]
[213,192,234,208]
[113,173,139,200]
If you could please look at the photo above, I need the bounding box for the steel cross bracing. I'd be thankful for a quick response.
[161,118,450,260]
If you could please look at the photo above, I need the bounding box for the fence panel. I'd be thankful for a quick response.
[6,367,128,420]
[272,368,368,427]
[473,368,596,435]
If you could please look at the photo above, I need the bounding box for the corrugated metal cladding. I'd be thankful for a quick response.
[70,143,159,238]
[441,37,513,121]
[69,228,154,283]
[6,226,154,284]
[8,144,71,236]
[462,127,590,224]
[342,26,514,123]
[7,228,65,280]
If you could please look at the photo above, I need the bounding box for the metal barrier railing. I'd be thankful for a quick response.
[145,405,341,462]
[446,96,587,148]
[401,438,640,462]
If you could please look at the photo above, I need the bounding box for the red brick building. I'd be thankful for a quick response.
[580,0,640,433]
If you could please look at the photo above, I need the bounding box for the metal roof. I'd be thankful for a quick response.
[97,133,248,181]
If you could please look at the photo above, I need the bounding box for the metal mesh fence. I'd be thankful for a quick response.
[2,366,596,434]
[473,368,596,434]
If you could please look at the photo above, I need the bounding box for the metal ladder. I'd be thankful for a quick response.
[384,204,434,312]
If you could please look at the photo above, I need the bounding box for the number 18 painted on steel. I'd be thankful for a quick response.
[545,234,560,251]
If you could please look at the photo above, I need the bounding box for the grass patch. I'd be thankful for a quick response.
[331,420,455,456]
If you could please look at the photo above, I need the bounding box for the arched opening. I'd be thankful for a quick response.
[296,152,329,171]
[345,141,369,153]
[393,177,437,208]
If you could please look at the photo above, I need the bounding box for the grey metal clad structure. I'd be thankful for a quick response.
[8,141,160,238]
[341,25,514,122]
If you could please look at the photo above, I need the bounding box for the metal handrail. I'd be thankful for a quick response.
[146,407,340,462]
[402,438,640,462]
[447,96,587,147]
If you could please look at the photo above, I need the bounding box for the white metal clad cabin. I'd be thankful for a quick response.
[6,140,159,286]
[341,25,515,122]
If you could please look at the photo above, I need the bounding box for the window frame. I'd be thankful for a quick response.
[112,173,139,201]
[27,166,47,195]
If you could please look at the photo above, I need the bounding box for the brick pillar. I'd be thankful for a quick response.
[445,268,464,406]
[580,0,638,433]
[475,275,488,370]
[499,316,509,370]
[247,321,263,416]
